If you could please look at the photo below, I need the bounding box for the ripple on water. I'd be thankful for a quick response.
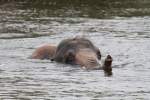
[0,17,150,99]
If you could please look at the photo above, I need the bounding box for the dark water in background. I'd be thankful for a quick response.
[0,1,150,100]
[1,0,150,19]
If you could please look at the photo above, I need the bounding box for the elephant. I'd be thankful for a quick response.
[30,37,113,75]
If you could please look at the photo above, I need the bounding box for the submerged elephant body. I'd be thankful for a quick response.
[31,37,112,75]
[30,44,56,60]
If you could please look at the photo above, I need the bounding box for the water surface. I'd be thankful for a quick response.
[0,17,150,99]
[0,1,150,100]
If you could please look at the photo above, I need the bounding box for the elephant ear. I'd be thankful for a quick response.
[75,49,101,70]
[63,49,76,64]
[30,44,57,60]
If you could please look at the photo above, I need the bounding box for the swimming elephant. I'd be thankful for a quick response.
[30,37,113,75]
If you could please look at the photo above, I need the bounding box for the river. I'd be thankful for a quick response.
[0,1,150,100]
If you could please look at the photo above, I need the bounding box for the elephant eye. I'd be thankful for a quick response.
[97,51,101,60]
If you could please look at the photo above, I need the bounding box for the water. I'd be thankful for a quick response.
[0,1,150,100]
[0,17,150,100]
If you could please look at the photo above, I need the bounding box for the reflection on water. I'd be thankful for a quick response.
[0,1,150,100]
[1,17,150,39]
[0,0,150,18]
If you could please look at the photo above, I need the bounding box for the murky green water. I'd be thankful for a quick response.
[0,1,150,100]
